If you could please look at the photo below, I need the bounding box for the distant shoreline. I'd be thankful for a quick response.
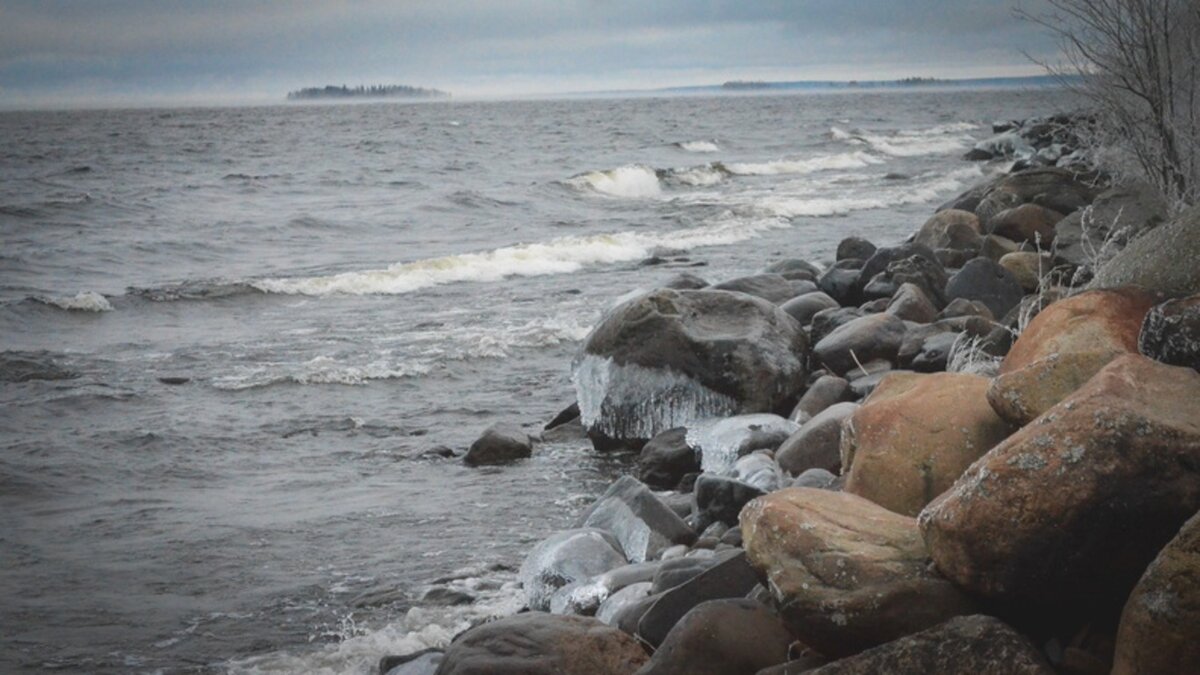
[285,84,450,101]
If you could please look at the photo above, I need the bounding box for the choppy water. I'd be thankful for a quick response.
[1,87,1072,673]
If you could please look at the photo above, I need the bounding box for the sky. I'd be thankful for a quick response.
[0,1,1062,108]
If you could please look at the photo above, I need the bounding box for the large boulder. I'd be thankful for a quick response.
[434,612,648,675]
[944,257,1024,320]
[801,615,1053,675]
[837,237,876,262]
[987,287,1160,425]
[740,488,975,657]
[913,210,983,251]
[1053,180,1168,269]
[841,372,1013,516]
[634,599,791,675]
[575,476,696,563]
[972,167,1101,225]
[986,203,1063,244]
[573,289,808,448]
[710,274,798,303]
[812,313,908,376]
[920,355,1200,629]
[1090,203,1200,297]
[637,428,698,490]
[636,551,761,647]
[1139,294,1200,369]
[780,291,840,325]
[1112,512,1200,675]
[464,423,533,465]
[776,402,859,475]
[520,529,628,611]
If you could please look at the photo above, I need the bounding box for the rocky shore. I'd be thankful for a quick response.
[381,116,1200,675]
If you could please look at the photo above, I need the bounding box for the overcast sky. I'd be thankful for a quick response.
[0,1,1061,108]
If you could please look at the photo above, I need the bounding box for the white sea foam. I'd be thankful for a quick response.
[252,215,788,297]
[565,165,662,198]
[751,165,983,219]
[666,164,727,187]
[829,123,978,157]
[723,151,882,176]
[677,140,720,153]
[36,291,114,312]
[211,358,433,390]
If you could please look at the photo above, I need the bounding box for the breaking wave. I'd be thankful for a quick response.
[829,122,978,158]
[751,165,983,218]
[676,140,720,153]
[31,291,113,312]
[564,165,661,198]
[722,151,883,175]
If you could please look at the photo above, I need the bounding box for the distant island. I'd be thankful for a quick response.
[895,77,941,85]
[722,80,772,90]
[285,84,450,101]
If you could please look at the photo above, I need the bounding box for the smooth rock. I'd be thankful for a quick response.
[817,267,861,306]
[382,650,443,675]
[987,203,1063,244]
[1091,203,1200,297]
[914,209,983,251]
[691,474,765,531]
[741,488,975,657]
[788,375,851,423]
[855,244,940,303]
[885,255,949,307]
[596,582,653,626]
[776,402,859,475]
[920,355,1200,629]
[938,297,994,321]
[979,233,1021,262]
[793,467,838,489]
[634,599,791,675]
[638,428,699,490]
[801,615,1053,674]
[1054,180,1168,269]
[435,612,648,675]
[576,476,696,563]
[998,251,1049,292]
[886,283,938,324]
[662,272,708,290]
[732,451,784,492]
[837,237,876,262]
[810,307,866,344]
[711,274,798,304]
[636,550,760,648]
[1139,294,1200,369]
[520,529,628,611]
[765,259,822,279]
[944,257,1024,320]
[910,332,959,372]
[812,313,908,376]
[973,167,1100,224]
[1112,512,1200,675]
[842,372,1013,516]
[464,423,533,466]
[780,291,840,325]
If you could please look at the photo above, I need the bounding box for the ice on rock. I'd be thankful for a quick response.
[573,354,738,442]
[686,414,800,476]
[518,528,627,611]
[596,582,654,625]
[575,476,696,563]
[734,451,785,492]
[549,577,611,616]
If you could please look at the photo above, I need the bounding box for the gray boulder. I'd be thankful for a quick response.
[812,313,908,375]
[634,599,791,675]
[1091,203,1200,298]
[944,258,1024,320]
[464,423,533,466]
[520,529,628,611]
[636,551,761,647]
[788,375,851,423]
[637,428,698,490]
[780,291,840,325]
[1054,180,1168,268]
[837,237,877,262]
[709,273,797,303]
[887,283,938,324]
[1139,294,1200,370]
[692,475,766,531]
[776,401,859,475]
[575,476,696,563]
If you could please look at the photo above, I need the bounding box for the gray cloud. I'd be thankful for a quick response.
[0,1,1060,106]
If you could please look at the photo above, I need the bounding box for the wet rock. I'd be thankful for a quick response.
[788,375,851,423]
[732,451,784,492]
[1139,294,1200,369]
[910,331,959,372]
[635,599,791,675]
[650,556,722,594]
[842,372,1013,516]
[711,274,798,304]
[741,488,975,657]
[810,307,866,343]
[765,259,822,280]
[381,649,442,675]
[636,551,760,647]
[638,428,699,490]
[596,582,653,626]
[802,615,1053,674]
[575,289,808,448]
[794,467,838,489]
[520,529,628,611]
[913,209,983,251]
[1054,180,1168,269]
[887,283,938,324]
[818,266,861,306]
[692,474,766,531]
[812,313,908,376]
[944,258,1024,320]
[998,251,1050,292]
[422,588,475,606]
[847,368,902,398]
[576,476,696,563]
[662,272,708,290]
[1092,203,1200,298]
[856,244,940,303]
[686,414,798,476]
[987,203,1063,244]
[920,355,1200,630]
[837,237,876,262]
[435,612,648,675]
[464,423,533,466]
[780,291,840,326]
[777,402,859,475]
[1112,512,1200,675]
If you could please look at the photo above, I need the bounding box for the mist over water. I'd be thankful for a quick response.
[0,88,1072,673]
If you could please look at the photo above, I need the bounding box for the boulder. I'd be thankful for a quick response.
[987,203,1063,244]
[576,476,696,563]
[988,351,1120,427]
[650,556,720,594]
[638,428,699,490]
[818,266,861,306]
[661,272,708,290]
[780,291,840,326]
[574,289,807,447]
[710,274,798,304]
[464,423,533,466]
[841,372,1013,516]
[979,233,1021,262]
[914,209,983,251]
[998,251,1049,293]
[920,355,1200,629]
[794,468,839,489]
[685,414,798,476]
[776,402,859,475]
[810,307,866,343]
[938,297,995,321]
[691,474,765,531]
[1054,180,1168,269]
[910,332,959,372]
[1090,203,1200,297]
[596,582,653,626]
[837,237,876,262]
[435,612,648,675]
[973,167,1101,224]
[1139,294,1200,369]
[944,258,1024,320]
[520,529,628,611]
[634,599,791,675]
[938,176,996,214]
[732,451,784,492]
[1112,512,1200,675]
[812,313,908,376]
[765,259,822,280]
[886,283,938,324]
[801,615,1053,674]
[789,375,851,423]
[856,244,940,302]
[887,255,950,307]
[741,488,975,657]
[636,551,760,647]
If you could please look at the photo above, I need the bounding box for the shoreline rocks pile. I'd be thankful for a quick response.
[382,115,1200,675]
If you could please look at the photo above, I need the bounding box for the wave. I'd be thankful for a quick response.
[829,123,976,158]
[0,350,79,383]
[676,140,720,153]
[722,151,883,176]
[564,165,662,198]
[211,358,434,391]
[127,281,264,302]
[251,214,788,297]
[664,164,728,187]
[30,291,113,312]
[751,165,983,218]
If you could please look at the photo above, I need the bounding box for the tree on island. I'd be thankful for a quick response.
[286,84,449,101]
[1019,0,1199,209]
